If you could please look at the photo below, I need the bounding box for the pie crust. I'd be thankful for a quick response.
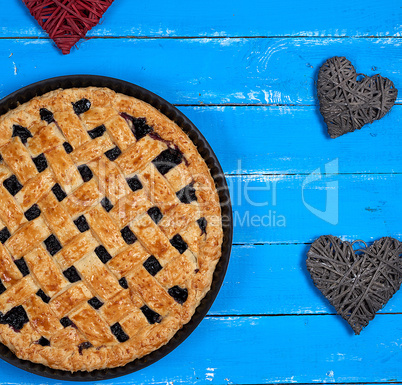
[0,87,222,371]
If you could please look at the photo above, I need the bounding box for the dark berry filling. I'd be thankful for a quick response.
[60,317,73,328]
[88,297,104,310]
[3,175,23,196]
[78,341,93,355]
[88,125,106,139]
[176,183,197,204]
[63,142,73,154]
[44,234,62,256]
[12,124,32,144]
[111,322,129,343]
[197,217,207,235]
[63,266,81,283]
[121,226,137,245]
[143,255,162,276]
[78,165,93,182]
[0,281,6,295]
[170,234,188,254]
[52,183,67,202]
[147,207,163,224]
[36,289,51,304]
[119,277,128,289]
[126,175,142,192]
[0,227,11,244]
[101,197,113,212]
[0,305,29,331]
[24,204,41,221]
[105,146,122,161]
[32,153,48,173]
[168,286,189,305]
[15,258,29,276]
[72,99,91,115]
[74,215,89,233]
[37,336,50,346]
[94,245,112,264]
[39,108,54,124]
[120,113,153,140]
[140,305,162,324]
[152,148,183,175]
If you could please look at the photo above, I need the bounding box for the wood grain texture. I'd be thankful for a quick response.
[0,38,401,105]
[228,173,402,244]
[211,244,402,316]
[180,106,401,174]
[1,0,401,38]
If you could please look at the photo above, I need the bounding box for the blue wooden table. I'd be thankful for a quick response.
[1,1,402,383]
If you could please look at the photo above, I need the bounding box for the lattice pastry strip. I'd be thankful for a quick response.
[24,246,68,297]
[53,111,90,149]
[54,232,99,270]
[140,164,180,213]
[70,134,115,166]
[27,123,65,157]
[126,266,178,317]
[89,156,130,205]
[49,283,93,319]
[38,191,80,245]
[24,294,63,339]
[0,184,26,232]
[99,290,136,326]
[0,243,23,288]
[69,303,115,347]
[62,179,102,219]
[5,217,51,258]
[45,145,83,194]
[114,135,166,176]
[130,214,180,267]
[107,242,150,279]
[85,205,126,256]
[109,189,153,229]
[75,252,122,301]
[0,276,38,313]
[1,137,37,184]
[103,115,136,151]
[15,169,56,211]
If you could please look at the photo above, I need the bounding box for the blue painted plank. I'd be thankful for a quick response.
[180,106,402,175]
[2,0,401,38]
[210,244,402,316]
[228,173,402,244]
[1,314,402,384]
[0,38,401,105]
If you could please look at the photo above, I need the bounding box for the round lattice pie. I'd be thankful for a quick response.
[0,87,222,371]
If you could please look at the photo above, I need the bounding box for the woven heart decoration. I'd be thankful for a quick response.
[317,56,398,138]
[307,235,402,334]
[22,0,115,55]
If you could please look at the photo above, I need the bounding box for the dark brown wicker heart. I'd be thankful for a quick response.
[317,56,398,138]
[307,235,402,334]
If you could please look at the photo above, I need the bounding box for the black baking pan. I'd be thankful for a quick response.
[0,75,233,381]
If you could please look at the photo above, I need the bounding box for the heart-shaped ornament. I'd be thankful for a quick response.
[307,235,402,334]
[317,56,398,138]
[22,0,115,55]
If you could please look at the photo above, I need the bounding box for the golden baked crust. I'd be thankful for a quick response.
[0,87,222,371]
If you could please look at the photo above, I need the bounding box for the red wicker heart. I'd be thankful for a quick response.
[22,0,115,55]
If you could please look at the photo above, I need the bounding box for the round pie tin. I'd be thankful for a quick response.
[0,75,233,381]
